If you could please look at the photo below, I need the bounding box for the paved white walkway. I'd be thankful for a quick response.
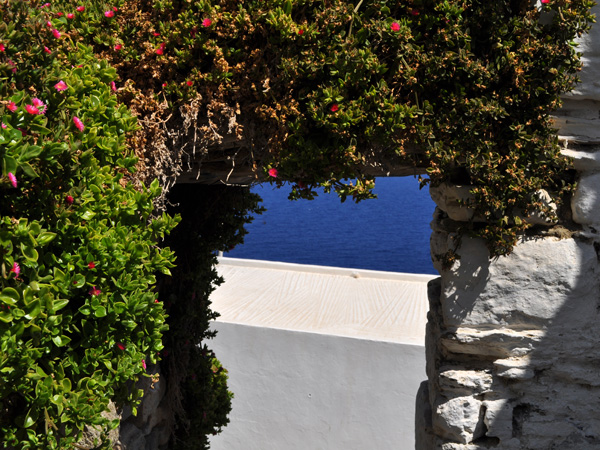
[212,257,437,345]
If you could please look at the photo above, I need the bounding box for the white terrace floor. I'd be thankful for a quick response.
[211,257,436,345]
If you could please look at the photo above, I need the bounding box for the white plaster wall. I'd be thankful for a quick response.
[208,322,425,450]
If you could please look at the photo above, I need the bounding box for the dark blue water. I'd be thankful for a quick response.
[226,177,438,275]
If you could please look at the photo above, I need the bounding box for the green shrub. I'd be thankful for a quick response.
[44,0,595,256]
[0,2,177,448]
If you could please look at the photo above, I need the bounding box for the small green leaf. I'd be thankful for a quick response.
[52,299,69,312]
[36,232,56,246]
[20,243,39,262]
[52,335,71,347]
[19,144,43,161]
[0,287,20,305]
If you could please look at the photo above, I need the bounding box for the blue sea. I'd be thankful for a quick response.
[225,177,438,275]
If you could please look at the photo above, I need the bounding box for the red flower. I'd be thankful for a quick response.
[73,116,84,131]
[268,168,278,178]
[8,173,16,188]
[117,342,126,351]
[114,44,122,51]
[55,80,68,91]
[156,42,165,55]
[25,104,40,115]
[88,262,96,269]
[152,32,160,37]
[186,80,193,86]
[32,98,47,114]
[410,9,420,16]
[0,43,5,52]
[76,6,85,12]
[57,12,64,17]
[298,29,304,35]
[330,104,339,112]
[391,22,400,32]
[66,195,74,204]
[202,18,212,27]
[67,13,74,19]
[89,286,101,296]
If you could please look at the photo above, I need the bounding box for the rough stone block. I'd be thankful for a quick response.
[572,171,600,226]
[438,236,600,329]
[483,399,514,441]
[438,370,493,396]
[433,396,485,444]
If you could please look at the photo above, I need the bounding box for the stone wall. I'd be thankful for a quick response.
[418,6,600,448]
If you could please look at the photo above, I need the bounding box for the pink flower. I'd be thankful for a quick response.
[67,13,74,19]
[7,102,17,113]
[77,6,85,12]
[10,262,20,277]
[0,43,5,52]
[41,2,50,8]
[142,359,147,370]
[268,168,278,178]
[330,104,339,112]
[391,22,400,32]
[156,47,164,55]
[66,195,74,204]
[46,21,52,28]
[52,29,61,39]
[55,80,68,91]
[89,286,101,296]
[114,44,122,51]
[25,104,40,115]
[8,172,17,188]
[202,18,212,27]
[73,116,84,131]
[7,60,16,73]
[541,0,550,3]
[110,81,116,91]
[1,123,6,129]
[117,342,126,351]
[104,10,114,18]
[88,261,96,269]
[152,31,160,37]
[44,46,52,54]
[32,98,47,114]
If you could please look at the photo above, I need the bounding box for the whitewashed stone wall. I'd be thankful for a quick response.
[418,7,600,448]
